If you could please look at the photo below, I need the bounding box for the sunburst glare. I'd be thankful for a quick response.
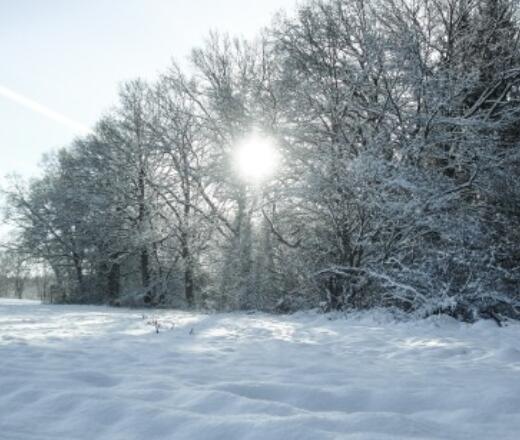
[233,134,279,182]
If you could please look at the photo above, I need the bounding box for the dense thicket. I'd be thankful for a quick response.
[3,0,520,321]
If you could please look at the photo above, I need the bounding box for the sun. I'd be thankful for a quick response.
[233,134,279,182]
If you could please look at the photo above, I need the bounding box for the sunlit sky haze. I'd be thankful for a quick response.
[0,0,298,182]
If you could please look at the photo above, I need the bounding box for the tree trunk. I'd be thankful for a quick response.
[140,248,150,290]
[107,262,120,299]
[182,238,194,307]
[138,166,150,291]
[72,253,84,298]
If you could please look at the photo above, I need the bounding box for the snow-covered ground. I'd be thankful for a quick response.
[1,299,519,440]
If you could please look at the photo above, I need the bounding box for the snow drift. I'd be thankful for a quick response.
[1,299,519,439]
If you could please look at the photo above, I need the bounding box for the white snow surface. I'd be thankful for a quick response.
[1,299,519,440]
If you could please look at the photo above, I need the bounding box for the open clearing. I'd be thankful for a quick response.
[1,299,519,440]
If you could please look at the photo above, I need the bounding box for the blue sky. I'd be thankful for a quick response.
[0,0,297,182]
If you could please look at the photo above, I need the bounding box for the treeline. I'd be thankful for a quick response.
[2,0,520,320]
[0,250,52,300]
[0,251,28,299]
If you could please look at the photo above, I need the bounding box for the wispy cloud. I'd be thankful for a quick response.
[0,85,91,134]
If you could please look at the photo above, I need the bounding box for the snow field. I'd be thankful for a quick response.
[1,299,519,439]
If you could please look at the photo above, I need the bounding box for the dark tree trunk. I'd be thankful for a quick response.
[14,278,24,299]
[72,253,84,296]
[182,239,194,307]
[140,248,150,290]
[107,262,120,299]
[138,166,150,291]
